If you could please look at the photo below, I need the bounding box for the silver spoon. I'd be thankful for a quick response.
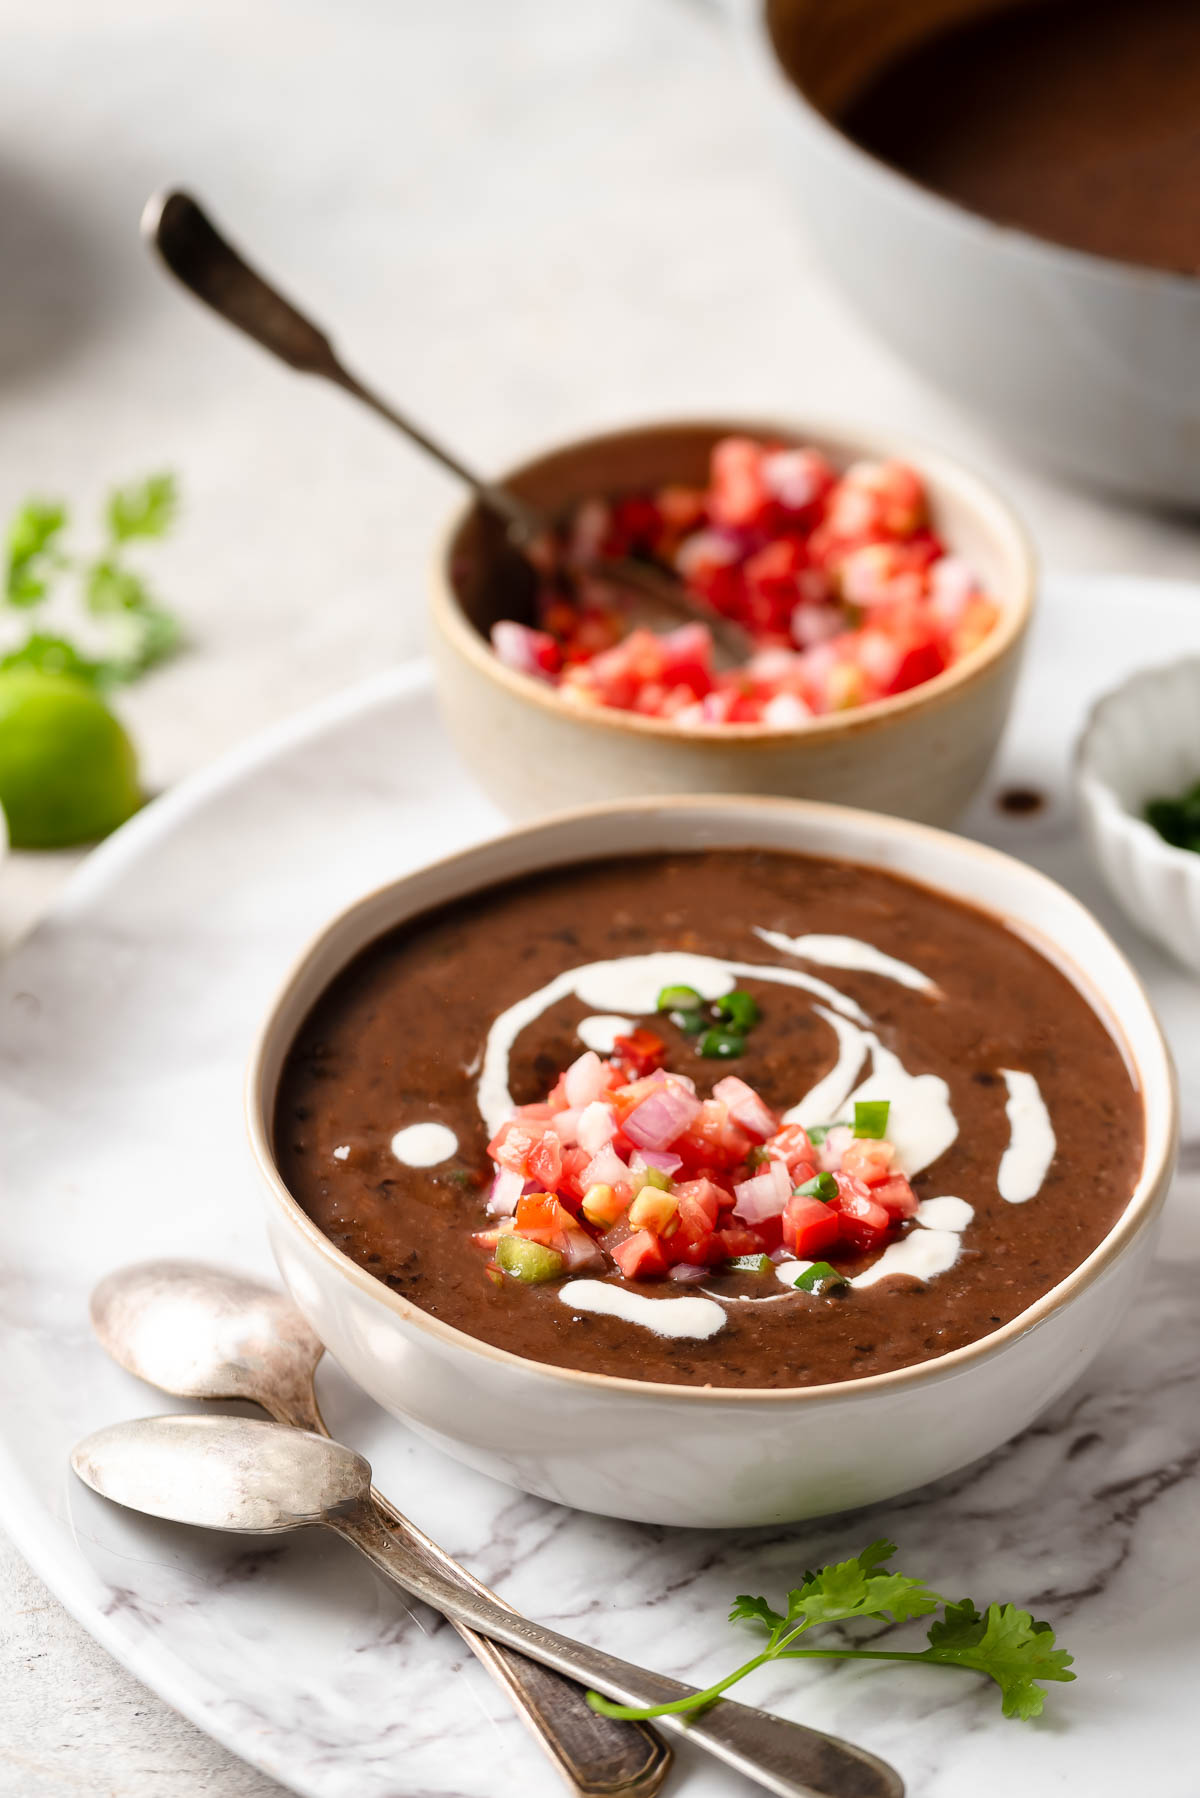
[90,1259,668,1798]
[140,188,753,666]
[73,1412,904,1798]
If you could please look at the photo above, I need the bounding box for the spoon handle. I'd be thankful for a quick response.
[268,1390,669,1798]
[333,1498,903,1798]
[140,188,542,541]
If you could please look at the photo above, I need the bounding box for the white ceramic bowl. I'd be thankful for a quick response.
[247,797,1176,1528]
[432,417,1034,827]
[735,0,1200,507]
[1077,658,1200,974]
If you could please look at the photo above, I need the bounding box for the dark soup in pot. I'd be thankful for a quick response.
[832,0,1200,277]
[274,850,1142,1389]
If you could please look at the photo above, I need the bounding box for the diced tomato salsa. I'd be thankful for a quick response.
[475,1039,918,1287]
[489,438,1000,727]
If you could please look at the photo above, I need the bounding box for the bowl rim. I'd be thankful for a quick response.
[750,0,1200,296]
[430,413,1036,747]
[246,793,1177,1407]
[1076,654,1200,876]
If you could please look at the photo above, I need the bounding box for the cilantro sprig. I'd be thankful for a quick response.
[2,474,181,686]
[588,1540,1073,1723]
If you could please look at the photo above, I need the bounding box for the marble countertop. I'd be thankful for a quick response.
[1,1,1197,1793]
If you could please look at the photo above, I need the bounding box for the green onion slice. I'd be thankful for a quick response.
[714,990,760,1032]
[794,1171,838,1201]
[807,1122,847,1146]
[657,983,704,1013]
[853,1100,890,1140]
[793,1260,847,1294]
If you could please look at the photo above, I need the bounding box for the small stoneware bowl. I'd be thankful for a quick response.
[735,0,1200,506]
[430,418,1034,826]
[247,795,1176,1529]
[1077,658,1200,975]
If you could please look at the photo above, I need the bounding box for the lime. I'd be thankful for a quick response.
[0,669,141,849]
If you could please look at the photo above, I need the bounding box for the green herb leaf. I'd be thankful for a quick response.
[2,476,182,687]
[84,559,182,680]
[854,1100,890,1139]
[783,1542,938,1627]
[794,1172,838,1201]
[106,472,178,543]
[791,1260,846,1294]
[714,990,759,1032]
[5,501,67,608]
[698,1027,745,1060]
[920,1599,1074,1719]
[589,1541,1072,1726]
[656,983,703,1013]
[0,632,107,686]
[728,1593,787,1631]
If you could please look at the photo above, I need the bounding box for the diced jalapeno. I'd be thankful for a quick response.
[632,1165,673,1192]
[496,1235,565,1284]
[714,990,759,1032]
[725,1254,774,1274]
[698,1027,745,1059]
[792,1260,847,1295]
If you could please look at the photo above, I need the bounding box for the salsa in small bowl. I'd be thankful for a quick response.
[430,419,1034,826]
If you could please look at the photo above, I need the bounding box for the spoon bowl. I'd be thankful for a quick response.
[90,1258,673,1796]
[74,1412,364,1533]
[91,1259,323,1412]
[72,1412,904,1798]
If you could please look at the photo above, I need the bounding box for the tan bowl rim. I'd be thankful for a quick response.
[755,6,1200,296]
[430,413,1036,747]
[246,793,1178,1407]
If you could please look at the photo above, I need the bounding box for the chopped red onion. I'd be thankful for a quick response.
[818,1124,854,1172]
[576,1101,618,1153]
[486,1166,523,1217]
[631,1148,683,1177]
[623,1081,702,1151]
[562,1231,605,1272]
[668,1263,707,1284]
[732,1158,791,1223]
[712,1075,777,1141]
[583,1142,630,1189]
[565,1050,608,1109]
[490,620,556,682]
[551,1107,581,1146]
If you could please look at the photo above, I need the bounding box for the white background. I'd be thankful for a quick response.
[0,2,1196,1792]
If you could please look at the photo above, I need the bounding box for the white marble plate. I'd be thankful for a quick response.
[3,578,1200,1798]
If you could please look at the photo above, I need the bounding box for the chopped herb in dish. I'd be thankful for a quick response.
[1145,779,1200,854]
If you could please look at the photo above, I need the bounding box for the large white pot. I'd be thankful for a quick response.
[735,0,1200,507]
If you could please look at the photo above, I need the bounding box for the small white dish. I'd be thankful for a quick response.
[1077,657,1200,975]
